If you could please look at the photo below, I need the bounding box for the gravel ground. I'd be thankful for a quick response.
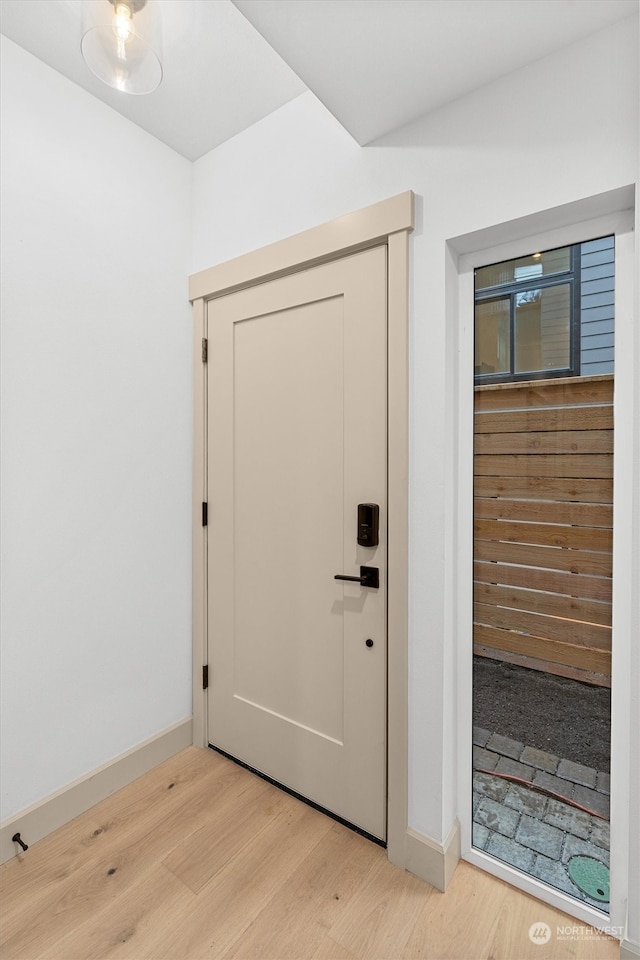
[472,657,611,773]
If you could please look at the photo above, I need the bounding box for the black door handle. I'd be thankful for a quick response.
[334,566,379,588]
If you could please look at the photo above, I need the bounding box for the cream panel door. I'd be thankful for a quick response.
[207,246,387,839]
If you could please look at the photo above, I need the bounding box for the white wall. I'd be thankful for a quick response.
[192,12,639,932]
[0,38,193,820]
[1,9,638,944]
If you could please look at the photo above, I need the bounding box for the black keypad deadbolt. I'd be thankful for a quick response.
[357,503,379,547]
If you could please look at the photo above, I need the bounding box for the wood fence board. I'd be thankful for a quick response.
[474,375,613,412]
[474,518,612,551]
[474,538,612,577]
[474,405,613,434]
[473,561,612,601]
[473,582,611,625]
[473,602,611,649]
[474,644,611,688]
[474,475,613,503]
[474,454,613,479]
[473,624,611,675]
[475,430,613,456]
[473,497,612,527]
[473,376,613,680]
[474,540,611,577]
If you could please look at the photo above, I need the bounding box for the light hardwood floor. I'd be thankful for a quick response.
[0,747,618,960]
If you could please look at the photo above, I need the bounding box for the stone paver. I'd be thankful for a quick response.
[563,834,610,868]
[473,746,499,771]
[590,818,610,851]
[486,733,524,760]
[572,783,610,819]
[543,798,592,840]
[520,746,559,773]
[473,771,509,802]
[557,758,597,789]
[486,833,535,871]
[473,726,491,747]
[472,823,489,849]
[475,796,520,838]
[516,814,564,859]
[495,756,535,781]
[532,769,575,800]
[503,783,548,819]
[472,728,610,911]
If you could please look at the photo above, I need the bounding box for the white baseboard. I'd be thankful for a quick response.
[404,819,461,892]
[621,940,640,959]
[0,718,193,864]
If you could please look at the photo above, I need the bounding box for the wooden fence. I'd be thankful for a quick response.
[473,374,613,687]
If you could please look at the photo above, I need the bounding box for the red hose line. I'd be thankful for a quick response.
[475,768,609,821]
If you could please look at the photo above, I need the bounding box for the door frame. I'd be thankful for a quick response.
[451,189,636,931]
[189,191,414,866]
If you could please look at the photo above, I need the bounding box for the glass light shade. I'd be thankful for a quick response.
[81,0,162,95]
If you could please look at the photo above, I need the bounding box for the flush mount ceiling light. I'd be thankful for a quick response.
[81,0,162,95]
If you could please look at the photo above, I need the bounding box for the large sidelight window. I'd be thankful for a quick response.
[471,235,614,913]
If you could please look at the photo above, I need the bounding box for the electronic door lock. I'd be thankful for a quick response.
[357,503,379,547]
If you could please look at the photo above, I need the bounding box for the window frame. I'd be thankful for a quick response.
[473,243,581,384]
[453,201,635,932]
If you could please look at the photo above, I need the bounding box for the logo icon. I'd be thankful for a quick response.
[528,922,552,945]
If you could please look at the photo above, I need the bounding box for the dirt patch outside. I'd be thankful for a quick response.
[472,657,611,773]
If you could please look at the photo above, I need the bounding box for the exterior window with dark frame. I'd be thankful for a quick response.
[474,245,580,383]
[474,236,615,384]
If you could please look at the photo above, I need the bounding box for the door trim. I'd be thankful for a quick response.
[188,191,414,302]
[189,191,414,867]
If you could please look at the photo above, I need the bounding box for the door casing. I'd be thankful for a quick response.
[189,191,414,868]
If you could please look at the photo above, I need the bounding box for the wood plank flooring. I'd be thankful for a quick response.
[0,747,618,960]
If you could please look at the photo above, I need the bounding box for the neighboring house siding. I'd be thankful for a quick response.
[580,236,614,375]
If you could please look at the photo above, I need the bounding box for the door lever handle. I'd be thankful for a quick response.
[334,566,379,589]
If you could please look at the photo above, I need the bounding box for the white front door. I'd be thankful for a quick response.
[206,245,388,839]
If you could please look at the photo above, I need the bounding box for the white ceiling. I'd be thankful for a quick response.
[1,0,637,160]
[0,0,306,159]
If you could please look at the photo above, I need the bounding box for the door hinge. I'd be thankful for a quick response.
[202,502,208,526]
[202,665,209,689]
[202,338,208,363]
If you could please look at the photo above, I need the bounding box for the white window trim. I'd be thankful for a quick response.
[452,201,636,934]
